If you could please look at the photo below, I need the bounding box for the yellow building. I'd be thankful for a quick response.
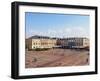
[26,36,57,50]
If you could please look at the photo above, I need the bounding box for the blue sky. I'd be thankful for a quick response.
[25,12,89,38]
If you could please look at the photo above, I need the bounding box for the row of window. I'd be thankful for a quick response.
[32,46,52,48]
[32,43,56,45]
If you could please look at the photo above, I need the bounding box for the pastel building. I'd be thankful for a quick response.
[59,38,89,48]
[26,36,89,50]
[26,36,57,49]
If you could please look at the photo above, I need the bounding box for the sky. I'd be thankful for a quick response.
[25,12,90,38]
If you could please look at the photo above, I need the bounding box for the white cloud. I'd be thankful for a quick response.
[26,26,89,38]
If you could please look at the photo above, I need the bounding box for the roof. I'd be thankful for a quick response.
[28,35,50,39]
[27,35,89,40]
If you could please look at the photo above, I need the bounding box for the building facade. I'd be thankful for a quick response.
[26,36,57,49]
[59,38,89,48]
[26,36,89,50]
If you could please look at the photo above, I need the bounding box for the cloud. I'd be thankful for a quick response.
[26,26,89,38]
